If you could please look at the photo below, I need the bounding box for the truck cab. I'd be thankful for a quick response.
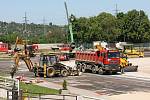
[97,50,120,73]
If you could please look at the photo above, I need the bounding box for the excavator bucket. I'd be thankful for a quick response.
[124,65,138,72]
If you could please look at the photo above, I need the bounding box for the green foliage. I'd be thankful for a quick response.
[19,82,59,96]
[0,22,67,44]
[0,9,150,44]
[116,10,150,42]
[72,10,150,43]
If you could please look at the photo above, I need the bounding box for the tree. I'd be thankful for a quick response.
[117,10,150,43]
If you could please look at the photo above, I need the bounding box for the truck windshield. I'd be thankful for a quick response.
[108,52,120,58]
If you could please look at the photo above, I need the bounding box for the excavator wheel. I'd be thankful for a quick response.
[46,67,55,77]
[61,68,68,77]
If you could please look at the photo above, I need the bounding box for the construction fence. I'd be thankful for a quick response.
[77,42,150,50]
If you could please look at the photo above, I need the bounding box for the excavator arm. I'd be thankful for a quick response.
[13,52,33,71]
[12,37,33,72]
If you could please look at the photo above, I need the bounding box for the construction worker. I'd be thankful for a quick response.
[33,63,38,77]
[121,67,125,74]
[121,53,127,74]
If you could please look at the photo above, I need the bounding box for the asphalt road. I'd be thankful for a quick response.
[0,61,13,76]
[44,73,150,96]
[0,56,150,96]
[144,51,150,57]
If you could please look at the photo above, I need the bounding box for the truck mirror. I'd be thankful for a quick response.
[70,42,75,49]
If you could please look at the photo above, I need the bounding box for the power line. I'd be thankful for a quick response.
[23,12,29,38]
[43,17,46,35]
[114,4,120,16]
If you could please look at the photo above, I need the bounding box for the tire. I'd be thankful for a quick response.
[46,67,55,77]
[81,64,86,73]
[92,67,97,74]
[98,68,103,75]
[109,71,113,75]
[77,64,82,72]
[61,69,68,77]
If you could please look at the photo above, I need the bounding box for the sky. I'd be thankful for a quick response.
[0,0,150,25]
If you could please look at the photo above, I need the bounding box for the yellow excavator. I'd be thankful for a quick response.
[122,44,144,58]
[116,42,138,72]
[10,37,33,76]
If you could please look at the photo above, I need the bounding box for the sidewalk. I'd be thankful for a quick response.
[0,88,7,99]
[36,81,105,100]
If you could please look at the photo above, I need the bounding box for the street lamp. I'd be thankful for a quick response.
[10,65,18,100]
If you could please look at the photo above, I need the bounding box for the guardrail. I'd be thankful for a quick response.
[6,90,105,100]
[0,77,17,90]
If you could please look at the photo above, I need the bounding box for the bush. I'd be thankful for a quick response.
[62,80,67,90]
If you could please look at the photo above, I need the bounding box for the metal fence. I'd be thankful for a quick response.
[7,90,77,100]
[78,42,150,50]
[0,77,18,90]
[6,90,104,100]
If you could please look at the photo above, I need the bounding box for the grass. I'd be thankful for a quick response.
[0,72,10,77]
[19,82,59,96]
[0,57,13,61]
[0,76,12,81]
[0,97,6,100]
[0,53,13,61]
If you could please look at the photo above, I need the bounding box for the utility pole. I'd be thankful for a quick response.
[114,4,120,16]
[64,1,74,43]
[114,4,121,42]
[6,23,9,34]
[43,17,46,35]
[23,12,29,38]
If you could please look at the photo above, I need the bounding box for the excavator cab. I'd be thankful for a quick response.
[39,54,59,67]
[37,54,67,77]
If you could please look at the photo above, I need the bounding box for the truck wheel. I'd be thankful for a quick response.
[61,69,68,77]
[98,68,103,75]
[92,67,97,74]
[81,64,86,72]
[77,64,82,72]
[46,67,55,77]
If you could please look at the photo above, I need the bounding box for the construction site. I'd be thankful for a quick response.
[0,0,150,100]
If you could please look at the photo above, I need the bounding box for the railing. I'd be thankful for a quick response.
[0,77,17,90]
[6,90,104,100]
[7,91,78,100]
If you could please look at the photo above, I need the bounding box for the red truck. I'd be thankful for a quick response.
[75,49,120,74]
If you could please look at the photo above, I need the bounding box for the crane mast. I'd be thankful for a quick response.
[64,1,74,43]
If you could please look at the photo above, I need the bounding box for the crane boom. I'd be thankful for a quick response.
[64,1,74,43]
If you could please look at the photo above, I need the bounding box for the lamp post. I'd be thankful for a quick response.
[10,65,18,100]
